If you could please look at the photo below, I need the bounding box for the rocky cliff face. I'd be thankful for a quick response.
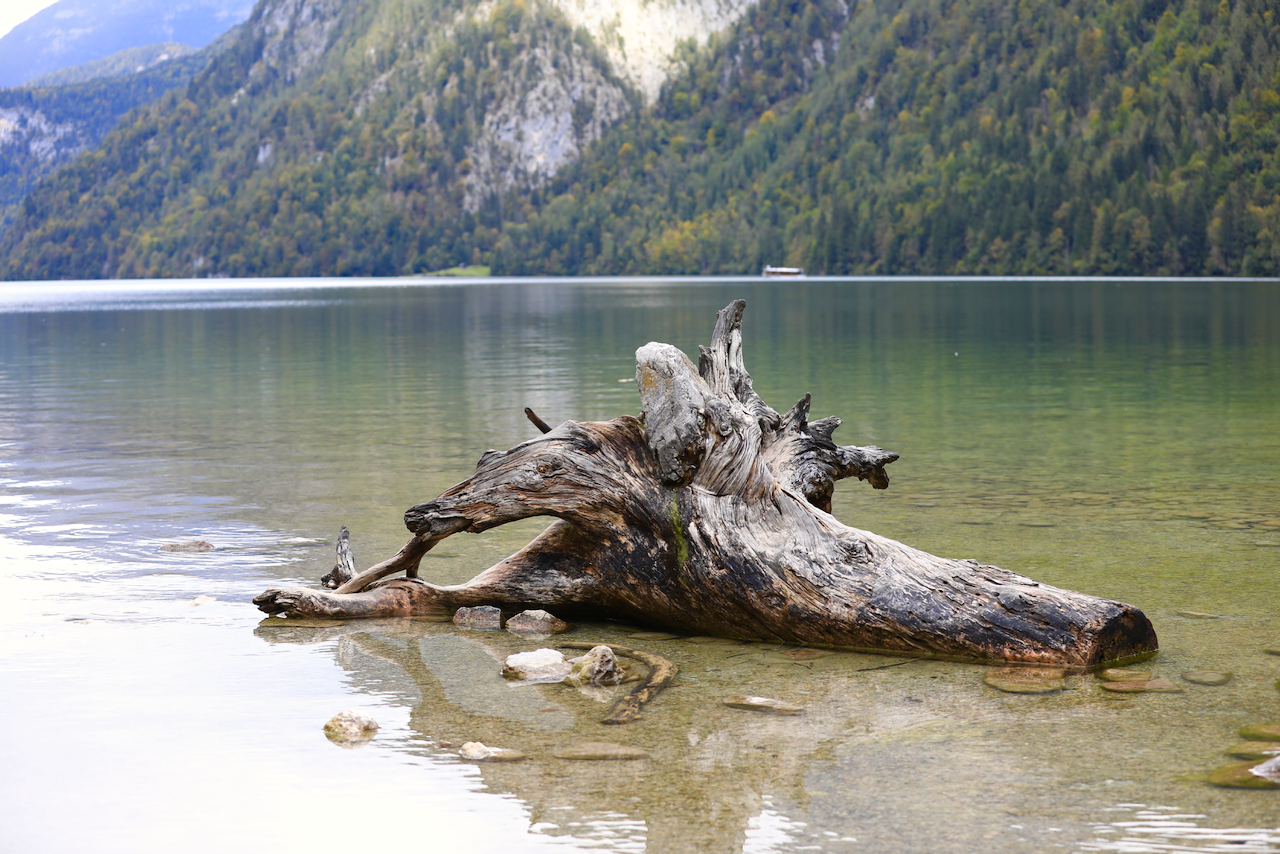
[548,0,755,105]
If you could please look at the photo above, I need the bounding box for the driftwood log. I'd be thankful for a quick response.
[255,300,1158,668]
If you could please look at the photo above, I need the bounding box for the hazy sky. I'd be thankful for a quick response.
[0,0,60,40]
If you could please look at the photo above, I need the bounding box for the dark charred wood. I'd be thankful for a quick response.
[525,407,553,434]
[254,300,1159,669]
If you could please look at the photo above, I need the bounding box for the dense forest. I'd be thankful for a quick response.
[0,47,216,231]
[1,0,1277,279]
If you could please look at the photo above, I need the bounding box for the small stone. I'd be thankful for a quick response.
[567,645,625,686]
[505,609,570,636]
[1183,670,1232,686]
[1225,742,1280,760]
[723,695,806,715]
[628,631,681,640]
[160,540,214,552]
[1098,668,1152,682]
[1239,723,1280,741]
[1207,760,1280,789]
[553,742,649,760]
[1175,610,1220,619]
[502,648,571,683]
[453,605,502,630]
[323,709,379,745]
[1099,679,1183,694]
[459,742,525,762]
[983,666,1066,694]
[1264,647,1280,656]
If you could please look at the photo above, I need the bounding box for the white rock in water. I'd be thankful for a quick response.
[459,742,526,762]
[1251,756,1280,783]
[503,648,572,683]
[323,709,379,745]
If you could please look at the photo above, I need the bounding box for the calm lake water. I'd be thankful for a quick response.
[1,277,1277,853]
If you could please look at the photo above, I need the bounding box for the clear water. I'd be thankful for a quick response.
[1,277,1277,853]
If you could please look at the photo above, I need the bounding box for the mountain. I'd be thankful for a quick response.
[0,35,230,234]
[24,42,198,88]
[0,0,253,88]
[2,0,1277,280]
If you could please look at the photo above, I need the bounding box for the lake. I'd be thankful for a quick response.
[1,276,1277,853]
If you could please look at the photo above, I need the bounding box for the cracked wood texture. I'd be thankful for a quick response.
[254,300,1158,668]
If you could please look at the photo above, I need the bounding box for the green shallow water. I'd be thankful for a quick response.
[0,278,1277,853]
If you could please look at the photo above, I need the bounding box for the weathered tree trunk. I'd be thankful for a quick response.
[254,300,1158,668]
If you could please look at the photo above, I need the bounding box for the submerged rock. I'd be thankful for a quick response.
[567,645,625,686]
[459,742,526,762]
[1098,668,1152,682]
[1240,723,1280,741]
[323,709,379,746]
[1100,679,1183,694]
[502,648,572,683]
[1225,741,1280,761]
[160,540,214,553]
[983,666,1066,694]
[553,742,649,760]
[505,609,570,635]
[1207,760,1280,789]
[1183,670,1233,686]
[454,605,502,630]
[722,695,806,715]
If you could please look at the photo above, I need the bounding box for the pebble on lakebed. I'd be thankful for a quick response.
[553,742,649,760]
[982,666,1065,694]
[323,710,379,746]
[502,648,572,683]
[722,695,806,714]
[1182,670,1232,686]
[1099,679,1183,693]
[459,742,526,762]
[160,540,214,553]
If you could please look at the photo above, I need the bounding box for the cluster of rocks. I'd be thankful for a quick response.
[501,644,626,686]
[453,606,571,636]
[1208,723,1280,789]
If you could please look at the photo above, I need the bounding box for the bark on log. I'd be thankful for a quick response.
[254,300,1158,669]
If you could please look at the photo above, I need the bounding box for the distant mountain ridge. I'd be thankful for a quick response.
[1,0,1277,279]
[24,42,198,88]
[0,0,252,88]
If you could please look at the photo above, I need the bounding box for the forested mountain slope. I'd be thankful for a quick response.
[2,0,1277,279]
[0,47,220,233]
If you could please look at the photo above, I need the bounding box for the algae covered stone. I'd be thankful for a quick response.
[567,644,625,686]
[1100,678,1183,694]
[1207,760,1280,789]
[1226,742,1280,761]
[1240,723,1280,741]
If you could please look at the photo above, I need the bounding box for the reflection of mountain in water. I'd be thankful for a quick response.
[255,617,1086,854]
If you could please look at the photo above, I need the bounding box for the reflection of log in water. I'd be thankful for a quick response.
[254,618,1067,854]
